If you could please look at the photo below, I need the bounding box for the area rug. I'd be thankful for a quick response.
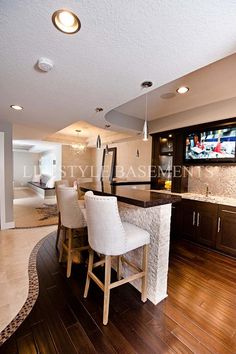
[14,202,58,228]
[35,203,58,221]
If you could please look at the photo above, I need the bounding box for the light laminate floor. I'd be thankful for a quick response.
[0,225,56,333]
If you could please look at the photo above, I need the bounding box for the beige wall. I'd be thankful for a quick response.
[91,138,152,181]
[40,145,62,180]
[62,145,94,183]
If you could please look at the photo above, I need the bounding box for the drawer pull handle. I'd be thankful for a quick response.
[221,209,236,215]
[197,212,200,227]
[217,217,221,233]
[193,211,196,226]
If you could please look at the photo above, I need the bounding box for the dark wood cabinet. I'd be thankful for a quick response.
[181,200,217,246]
[151,117,236,257]
[174,200,236,257]
[181,200,197,242]
[196,202,218,247]
[151,131,188,193]
[170,202,182,239]
[151,132,173,190]
[171,132,188,193]
[216,205,236,257]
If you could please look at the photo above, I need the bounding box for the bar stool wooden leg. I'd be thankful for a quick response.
[67,228,73,278]
[117,256,122,280]
[141,244,149,302]
[103,255,111,325]
[59,227,66,263]
[55,212,61,251]
[84,249,94,298]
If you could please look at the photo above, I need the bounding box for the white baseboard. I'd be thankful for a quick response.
[1,221,15,230]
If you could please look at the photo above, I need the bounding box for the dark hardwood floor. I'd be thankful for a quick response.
[1,233,236,354]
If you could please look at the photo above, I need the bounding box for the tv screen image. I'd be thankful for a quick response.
[185,127,236,161]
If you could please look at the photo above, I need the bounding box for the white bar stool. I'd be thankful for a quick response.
[55,179,70,250]
[83,191,150,325]
[57,187,88,278]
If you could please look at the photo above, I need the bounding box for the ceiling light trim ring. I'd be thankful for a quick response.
[52,9,81,34]
[95,107,103,112]
[141,81,153,89]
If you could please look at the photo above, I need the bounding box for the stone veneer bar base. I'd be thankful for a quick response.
[118,202,172,305]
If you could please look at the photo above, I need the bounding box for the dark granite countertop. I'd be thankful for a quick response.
[80,182,181,208]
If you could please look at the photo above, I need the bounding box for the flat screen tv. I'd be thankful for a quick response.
[184,126,236,163]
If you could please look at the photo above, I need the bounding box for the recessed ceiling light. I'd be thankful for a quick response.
[10,105,23,111]
[52,9,81,34]
[176,86,189,94]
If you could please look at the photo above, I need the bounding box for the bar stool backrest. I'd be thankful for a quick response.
[84,191,126,256]
[57,187,86,229]
[55,180,70,212]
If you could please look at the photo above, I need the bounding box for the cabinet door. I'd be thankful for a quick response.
[181,200,197,241]
[196,202,218,247]
[170,202,182,239]
[216,205,236,257]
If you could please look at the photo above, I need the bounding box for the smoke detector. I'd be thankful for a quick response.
[37,57,54,72]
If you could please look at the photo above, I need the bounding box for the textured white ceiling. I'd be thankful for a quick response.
[1,0,236,139]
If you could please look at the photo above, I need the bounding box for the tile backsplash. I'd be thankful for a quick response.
[188,166,236,198]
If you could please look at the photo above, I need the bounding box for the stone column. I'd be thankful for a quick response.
[118,202,172,305]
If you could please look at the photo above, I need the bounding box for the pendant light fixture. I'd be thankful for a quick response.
[71,129,87,154]
[141,81,153,141]
[96,135,101,149]
[105,144,109,155]
[95,107,104,150]
[143,93,149,141]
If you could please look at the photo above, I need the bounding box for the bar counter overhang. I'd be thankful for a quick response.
[80,182,181,305]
